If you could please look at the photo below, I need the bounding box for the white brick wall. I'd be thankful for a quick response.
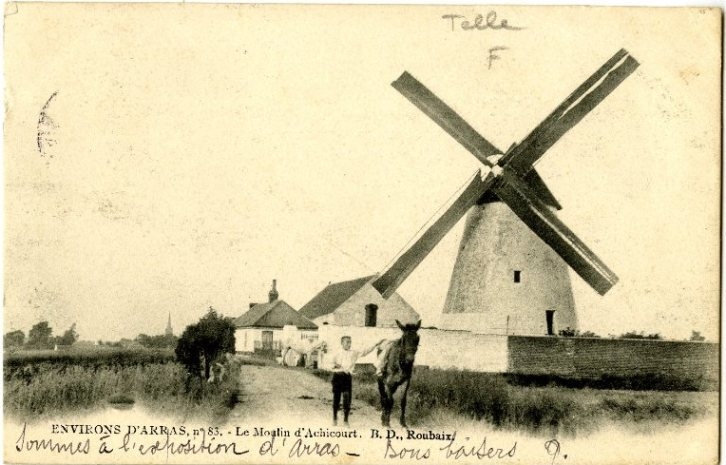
[316,326,508,372]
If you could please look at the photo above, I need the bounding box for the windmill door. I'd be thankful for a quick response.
[545,310,556,336]
[261,331,273,351]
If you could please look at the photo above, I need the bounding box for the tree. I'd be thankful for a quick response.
[27,321,53,349]
[175,307,236,379]
[136,333,178,349]
[690,331,705,342]
[57,323,79,346]
[135,333,151,347]
[4,330,25,348]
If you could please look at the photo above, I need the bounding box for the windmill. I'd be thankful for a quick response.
[372,49,639,336]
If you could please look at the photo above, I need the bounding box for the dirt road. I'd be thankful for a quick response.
[229,364,383,428]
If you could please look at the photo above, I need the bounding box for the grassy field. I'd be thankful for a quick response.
[5,347,176,370]
[314,365,717,436]
[4,348,242,422]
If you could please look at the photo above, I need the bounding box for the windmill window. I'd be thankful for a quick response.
[513,270,521,283]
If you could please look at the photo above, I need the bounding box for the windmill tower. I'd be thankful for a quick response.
[371,50,638,335]
[440,192,576,336]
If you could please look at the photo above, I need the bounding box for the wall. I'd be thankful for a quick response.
[315,325,508,372]
[416,329,509,372]
[279,325,319,353]
[235,328,257,352]
[507,336,719,384]
[234,328,282,353]
[292,326,718,387]
[236,326,319,353]
[327,283,420,327]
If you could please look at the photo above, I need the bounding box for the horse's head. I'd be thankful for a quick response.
[396,319,421,366]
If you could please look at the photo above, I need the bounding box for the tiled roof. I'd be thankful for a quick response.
[233,300,318,330]
[299,275,376,320]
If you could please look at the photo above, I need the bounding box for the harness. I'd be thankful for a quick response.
[380,337,414,380]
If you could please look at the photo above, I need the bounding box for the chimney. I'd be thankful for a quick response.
[268,279,279,303]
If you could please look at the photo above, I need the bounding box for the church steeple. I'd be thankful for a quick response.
[165,312,173,336]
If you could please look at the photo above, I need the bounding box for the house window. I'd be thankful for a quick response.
[514,270,521,283]
[365,303,378,327]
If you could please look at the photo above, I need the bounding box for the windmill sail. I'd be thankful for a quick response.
[392,72,501,165]
[378,51,637,298]
[392,71,563,210]
[493,171,618,295]
[372,170,497,298]
[500,50,639,176]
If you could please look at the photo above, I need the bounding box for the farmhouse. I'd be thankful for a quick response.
[299,275,419,327]
[234,280,318,355]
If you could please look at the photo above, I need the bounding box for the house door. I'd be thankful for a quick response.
[261,331,273,351]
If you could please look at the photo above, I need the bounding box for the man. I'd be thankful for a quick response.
[326,336,386,426]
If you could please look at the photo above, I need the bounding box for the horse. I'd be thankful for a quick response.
[377,319,421,428]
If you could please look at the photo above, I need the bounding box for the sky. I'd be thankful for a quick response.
[4,5,721,342]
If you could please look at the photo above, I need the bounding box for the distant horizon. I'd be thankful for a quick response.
[7,296,716,344]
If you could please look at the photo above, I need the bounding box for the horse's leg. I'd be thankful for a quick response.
[377,378,390,427]
[399,379,411,428]
[383,383,399,427]
[384,385,396,427]
[385,383,400,428]
[377,378,386,409]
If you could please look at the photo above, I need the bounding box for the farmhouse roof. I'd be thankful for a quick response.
[299,275,376,320]
[233,300,318,330]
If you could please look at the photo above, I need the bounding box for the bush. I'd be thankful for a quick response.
[176,308,235,379]
[618,331,661,340]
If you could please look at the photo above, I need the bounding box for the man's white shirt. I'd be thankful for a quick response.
[332,349,359,374]
[331,341,384,374]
